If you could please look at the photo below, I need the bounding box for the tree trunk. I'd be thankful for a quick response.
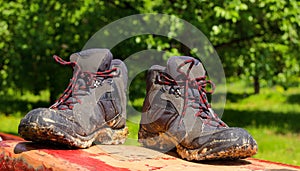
[253,75,260,94]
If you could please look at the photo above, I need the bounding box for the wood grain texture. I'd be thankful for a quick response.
[0,138,299,171]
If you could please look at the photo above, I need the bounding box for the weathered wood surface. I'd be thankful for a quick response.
[0,133,299,171]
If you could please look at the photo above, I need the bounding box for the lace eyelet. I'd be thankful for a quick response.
[169,87,181,98]
[175,88,181,97]
[94,80,101,88]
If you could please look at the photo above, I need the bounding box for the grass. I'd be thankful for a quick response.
[223,81,300,165]
[0,89,50,135]
[0,115,22,135]
[246,127,300,166]
[0,82,300,166]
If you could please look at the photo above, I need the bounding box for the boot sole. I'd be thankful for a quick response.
[176,142,257,161]
[139,128,257,161]
[19,122,128,148]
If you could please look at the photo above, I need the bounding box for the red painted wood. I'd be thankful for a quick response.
[0,133,24,141]
[0,139,299,171]
[248,158,300,170]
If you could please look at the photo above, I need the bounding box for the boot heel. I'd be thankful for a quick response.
[138,127,176,152]
[94,127,128,145]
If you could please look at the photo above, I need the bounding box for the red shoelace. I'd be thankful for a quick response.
[156,59,227,127]
[50,55,118,110]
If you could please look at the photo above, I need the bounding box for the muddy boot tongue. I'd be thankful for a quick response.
[70,48,113,72]
[167,56,205,80]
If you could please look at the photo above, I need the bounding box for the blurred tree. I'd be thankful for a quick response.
[211,0,300,93]
[0,0,299,105]
[138,0,300,94]
[0,0,139,103]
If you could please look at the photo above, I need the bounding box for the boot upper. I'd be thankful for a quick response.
[19,49,127,138]
[139,56,243,150]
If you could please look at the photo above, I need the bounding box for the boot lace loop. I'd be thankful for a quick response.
[50,55,118,110]
[156,59,226,127]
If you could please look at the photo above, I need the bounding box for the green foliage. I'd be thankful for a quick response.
[1,0,299,99]
[138,0,300,93]
[210,0,300,92]
[0,0,138,102]
[0,89,49,116]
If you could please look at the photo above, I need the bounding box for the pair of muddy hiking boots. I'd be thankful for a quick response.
[18,49,257,161]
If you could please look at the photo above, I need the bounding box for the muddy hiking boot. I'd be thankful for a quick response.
[19,49,128,148]
[138,56,258,160]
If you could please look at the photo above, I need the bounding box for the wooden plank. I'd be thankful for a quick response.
[0,133,24,141]
[1,139,299,171]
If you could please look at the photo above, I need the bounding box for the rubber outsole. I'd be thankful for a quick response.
[19,122,128,148]
[176,142,257,161]
[139,128,257,161]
